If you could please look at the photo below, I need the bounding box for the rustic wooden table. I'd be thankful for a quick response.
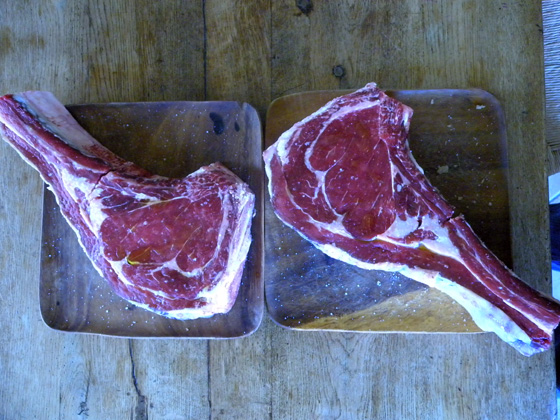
[0,1,555,419]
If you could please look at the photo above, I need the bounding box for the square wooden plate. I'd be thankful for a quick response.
[264,89,509,333]
[40,101,264,338]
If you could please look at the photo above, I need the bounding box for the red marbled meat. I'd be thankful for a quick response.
[0,91,254,320]
[263,82,560,356]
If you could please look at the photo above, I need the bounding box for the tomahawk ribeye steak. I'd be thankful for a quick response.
[0,91,255,320]
[263,83,560,356]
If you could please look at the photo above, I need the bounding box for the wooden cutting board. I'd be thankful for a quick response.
[264,89,509,333]
[39,101,264,338]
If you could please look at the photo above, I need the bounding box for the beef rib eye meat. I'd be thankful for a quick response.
[0,91,254,320]
[263,82,560,356]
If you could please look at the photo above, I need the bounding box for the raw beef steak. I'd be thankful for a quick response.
[263,82,560,356]
[0,91,254,320]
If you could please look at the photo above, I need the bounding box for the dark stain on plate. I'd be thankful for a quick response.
[209,112,225,135]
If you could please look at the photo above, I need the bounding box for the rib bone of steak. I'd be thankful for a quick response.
[263,82,560,356]
[0,91,255,320]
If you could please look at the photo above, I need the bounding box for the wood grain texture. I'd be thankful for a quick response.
[206,0,272,113]
[204,3,273,419]
[0,1,556,419]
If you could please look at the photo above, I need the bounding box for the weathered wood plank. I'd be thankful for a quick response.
[128,339,210,419]
[0,139,60,420]
[0,1,205,103]
[204,2,273,419]
[55,336,134,419]
[205,0,272,114]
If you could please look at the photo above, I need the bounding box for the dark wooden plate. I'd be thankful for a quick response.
[40,101,264,338]
[264,89,509,333]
